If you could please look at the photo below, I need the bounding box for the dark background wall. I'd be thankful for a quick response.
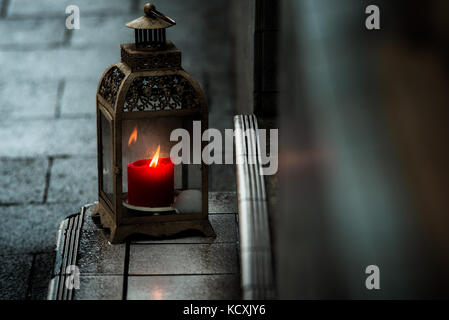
[232,0,278,120]
[231,0,254,115]
[277,0,449,299]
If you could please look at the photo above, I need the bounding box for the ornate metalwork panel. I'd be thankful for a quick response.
[123,75,201,112]
[121,47,181,71]
[99,66,125,106]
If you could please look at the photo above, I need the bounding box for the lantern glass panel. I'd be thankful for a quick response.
[100,112,114,203]
[121,116,202,214]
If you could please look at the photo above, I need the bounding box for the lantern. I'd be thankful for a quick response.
[93,3,215,243]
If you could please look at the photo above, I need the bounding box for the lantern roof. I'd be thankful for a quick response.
[126,3,176,30]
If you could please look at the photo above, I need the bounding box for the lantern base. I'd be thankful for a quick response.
[122,200,179,214]
[92,203,215,244]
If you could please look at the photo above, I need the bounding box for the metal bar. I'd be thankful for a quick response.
[56,216,74,300]
[66,209,85,300]
[234,114,275,300]
[48,206,87,300]
[62,213,81,300]
[49,219,68,300]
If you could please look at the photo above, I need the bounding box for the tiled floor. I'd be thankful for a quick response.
[49,192,241,300]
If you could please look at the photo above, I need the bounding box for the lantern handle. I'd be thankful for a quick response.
[144,3,176,25]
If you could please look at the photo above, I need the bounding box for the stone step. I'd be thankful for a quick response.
[47,192,241,300]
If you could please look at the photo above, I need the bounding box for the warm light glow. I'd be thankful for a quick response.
[151,286,164,300]
[149,145,160,168]
[128,126,138,146]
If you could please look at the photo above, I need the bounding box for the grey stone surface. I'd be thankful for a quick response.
[129,243,238,275]
[0,48,119,81]
[73,275,123,300]
[0,81,59,119]
[0,203,79,254]
[0,0,238,300]
[208,192,237,214]
[70,14,136,47]
[30,252,56,300]
[0,18,65,46]
[0,158,47,204]
[77,229,126,275]
[60,79,97,117]
[132,214,238,244]
[0,118,96,157]
[0,254,33,300]
[8,0,132,17]
[47,156,97,205]
[127,274,241,300]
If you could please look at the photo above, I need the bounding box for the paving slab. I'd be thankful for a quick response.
[0,48,119,81]
[129,243,239,275]
[0,81,59,119]
[77,229,126,275]
[7,0,131,17]
[0,203,80,254]
[0,158,47,204]
[47,156,97,205]
[30,252,56,300]
[0,254,33,300]
[70,14,136,47]
[0,118,96,157]
[127,274,240,300]
[0,18,65,47]
[65,275,123,300]
[60,79,98,117]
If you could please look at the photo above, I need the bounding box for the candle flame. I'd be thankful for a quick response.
[128,126,138,146]
[149,145,160,168]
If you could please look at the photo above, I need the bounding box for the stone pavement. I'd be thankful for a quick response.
[49,196,240,300]
[0,0,236,299]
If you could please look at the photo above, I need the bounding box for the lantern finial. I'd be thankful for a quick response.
[126,3,176,30]
[144,3,156,16]
[126,3,176,49]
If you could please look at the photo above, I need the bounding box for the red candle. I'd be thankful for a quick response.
[127,146,174,207]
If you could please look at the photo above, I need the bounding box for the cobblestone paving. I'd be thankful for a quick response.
[0,0,236,299]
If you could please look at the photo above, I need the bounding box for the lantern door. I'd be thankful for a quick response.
[97,104,115,213]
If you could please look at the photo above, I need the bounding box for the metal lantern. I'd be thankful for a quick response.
[93,3,214,243]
